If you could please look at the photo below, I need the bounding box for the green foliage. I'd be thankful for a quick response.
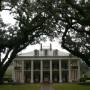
[36,0,90,66]
[0,0,90,83]
[0,0,55,83]
[80,77,86,82]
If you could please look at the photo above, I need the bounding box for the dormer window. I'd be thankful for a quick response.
[53,49,58,56]
[34,50,39,56]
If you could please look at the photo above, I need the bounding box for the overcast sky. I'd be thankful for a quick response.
[1,11,16,25]
[1,10,68,53]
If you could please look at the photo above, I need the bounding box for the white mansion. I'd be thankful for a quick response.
[12,44,80,83]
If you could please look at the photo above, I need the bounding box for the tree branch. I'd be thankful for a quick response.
[1,48,12,65]
[66,46,89,66]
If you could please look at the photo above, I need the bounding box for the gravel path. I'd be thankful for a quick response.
[40,84,54,90]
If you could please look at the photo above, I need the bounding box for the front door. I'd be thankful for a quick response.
[62,71,68,82]
[43,71,50,83]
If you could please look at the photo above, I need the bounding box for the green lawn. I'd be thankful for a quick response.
[0,83,90,90]
[0,84,40,90]
[53,83,90,90]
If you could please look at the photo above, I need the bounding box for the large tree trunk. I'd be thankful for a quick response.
[0,60,14,84]
[0,44,28,84]
[0,51,17,84]
[0,66,6,84]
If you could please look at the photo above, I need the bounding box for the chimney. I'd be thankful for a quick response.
[50,43,52,50]
[41,43,42,51]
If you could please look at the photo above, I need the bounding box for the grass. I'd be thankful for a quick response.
[0,84,40,90]
[53,83,90,90]
[0,83,90,90]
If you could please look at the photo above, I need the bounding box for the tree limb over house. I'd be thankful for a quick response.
[0,0,90,83]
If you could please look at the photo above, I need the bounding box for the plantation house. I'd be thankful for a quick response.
[12,44,80,83]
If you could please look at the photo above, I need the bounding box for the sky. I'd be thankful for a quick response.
[1,10,68,53]
[1,10,16,25]
[21,40,68,54]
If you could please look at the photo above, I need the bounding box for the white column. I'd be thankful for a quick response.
[68,60,72,82]
[40,60,43,83]
[59,60,62,83]
[21,60,24,83]
[50,60,52,83]
[31,60,34,83]
[77,60,80,80]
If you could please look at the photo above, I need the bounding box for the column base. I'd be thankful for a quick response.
[40,80,43,83]
[68,80,72,83]
[50,81,53,83]
[20,80,24,83]
[59,80,62,83]
[31,80,34,83]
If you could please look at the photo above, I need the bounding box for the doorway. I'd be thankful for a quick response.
[43,71,50,83]
[62,71,68,82]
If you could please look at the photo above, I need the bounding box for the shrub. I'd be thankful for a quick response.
[80,77,86,82]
